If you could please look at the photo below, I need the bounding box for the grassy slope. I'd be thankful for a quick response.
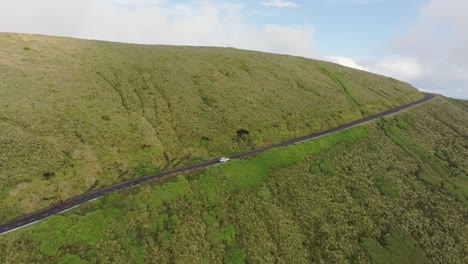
[0,33,422,220]
[0,96,466,263]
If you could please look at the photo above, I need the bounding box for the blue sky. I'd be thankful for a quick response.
[245,0,427,59]
[0,0,467,98]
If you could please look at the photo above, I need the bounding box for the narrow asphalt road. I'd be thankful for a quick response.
[0,93,434,236]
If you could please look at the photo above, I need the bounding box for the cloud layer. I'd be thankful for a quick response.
[0,0,314,57]
[390,0,468,98]
[260,0,298,8]
[331,0,468,99]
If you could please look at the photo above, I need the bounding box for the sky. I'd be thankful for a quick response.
[0,0,467,99]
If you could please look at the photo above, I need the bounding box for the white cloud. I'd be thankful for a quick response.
[328,55,425,83]
[260,0,298,8]
[380,0,468,98]
[329,0,468,99]
[328,55,423,82]
[247,9,280,17]
[324,0,389,5]
[369,57,424,81]
[0,0,314,58]
[237,24,314,57]
[327,56,368,71]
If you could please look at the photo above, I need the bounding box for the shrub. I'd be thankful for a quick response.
[224,245,246,264]
[319,160,336,176]
[376,178,399,198]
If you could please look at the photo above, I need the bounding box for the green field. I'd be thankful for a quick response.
[0,33,423,220]
[0,95,466,263]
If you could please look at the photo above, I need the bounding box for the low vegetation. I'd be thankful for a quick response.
[0,95,466,263]
[0,33,422,220]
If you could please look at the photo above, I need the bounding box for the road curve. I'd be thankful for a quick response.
[0,93,434,236]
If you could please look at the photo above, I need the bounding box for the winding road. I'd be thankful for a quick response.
[0,93,434,236]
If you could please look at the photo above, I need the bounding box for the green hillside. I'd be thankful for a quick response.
[0,33,423,220]
[0,94,466,263]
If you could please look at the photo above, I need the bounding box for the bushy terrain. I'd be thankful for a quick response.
[0,95,466,263]
[0,33,422,220]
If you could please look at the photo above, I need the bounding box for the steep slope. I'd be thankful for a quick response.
[0,33,422,219]
[0,95,466,263]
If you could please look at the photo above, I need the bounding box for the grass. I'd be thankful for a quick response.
[1,33,466,263]
[214,126,367,193]
[0,95,466,263]
[380,103,468,206]
[0,33,423,220]
[360,227,429,264]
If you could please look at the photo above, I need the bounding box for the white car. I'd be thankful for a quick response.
[219,157,230,163]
